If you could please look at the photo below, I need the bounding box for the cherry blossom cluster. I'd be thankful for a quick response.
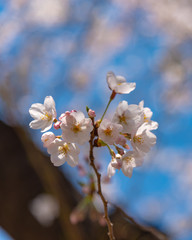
[29,71,158,178]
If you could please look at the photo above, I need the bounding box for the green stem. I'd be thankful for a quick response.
[105,143,115,157]
[100,98,112,122]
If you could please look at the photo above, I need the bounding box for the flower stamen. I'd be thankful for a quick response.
[72,124,81,133]
[58,143,69,155]
[104,127,112,136]
[133,135,144,144]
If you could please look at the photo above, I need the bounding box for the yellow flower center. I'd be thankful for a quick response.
[72,124,81,133]
[144,114,148,122]
[104,127,112,136]
[58,143,69,155]
[124,156,132,164]
[119,114,127,124]
[133,135,144,144]
[41,112,52,121]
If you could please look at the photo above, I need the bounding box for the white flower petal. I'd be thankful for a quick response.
[116,75,126,83]
[122,162,133,178]
[41,132,55,148]
[29,96,56,131]
[29,103,45,119]
[44,96,55,112]
[29,119,44,129]
[107,71,117,90]
[148,121,159,130]
[41,121,53,132]
[61,111,93,145]
[47,139,62,154]
[71,111,85,123]
[115,82,136,94]
[98,119,123,145]
[51,153,65,166]
[107,162,116,178]
[106,72,136,94]
[66,154,78,167]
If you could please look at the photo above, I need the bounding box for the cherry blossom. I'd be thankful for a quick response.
[107,154,122,178]
[98,119,123,145]
[131,123,157,154]
[113,100,144,134]
[107,152,143,178]
[29,96,56,132]
[121,151,143,178]
[41,131,56,148]
[47,138,80,167]
[60,111,93,145]
[139,101,158,130]
[107,71,136,94]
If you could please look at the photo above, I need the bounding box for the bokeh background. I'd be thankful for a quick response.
[0,0,192,239]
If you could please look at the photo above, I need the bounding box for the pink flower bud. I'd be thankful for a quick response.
[41,132,55,148]
[64,111,71,116]
[71,110,77,113]
[54,121,61,130]
[124,144,130,150]
[59,113,65,121]
[88,109,96,118]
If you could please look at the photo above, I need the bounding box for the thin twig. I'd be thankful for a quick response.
[89,123,115,240]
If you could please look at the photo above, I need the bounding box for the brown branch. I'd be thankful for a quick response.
[89,124,115,240]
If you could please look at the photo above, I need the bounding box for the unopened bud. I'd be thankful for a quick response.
[59,113,65,120]
[54,121,61,130]
[88,109,96,118]
[41,132,56,148]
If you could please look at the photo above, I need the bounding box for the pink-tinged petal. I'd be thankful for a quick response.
[71,111,85,123]
[44,96,55,112]
[88,109,96,118]
[54,121,61,130]
[29,103,45,119]
[107,71,117,90]
[62,114,76,127]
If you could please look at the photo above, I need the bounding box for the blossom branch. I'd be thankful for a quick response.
[89,123,115,240]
